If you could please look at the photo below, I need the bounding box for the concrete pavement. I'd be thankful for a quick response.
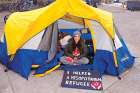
[0,5,140,93]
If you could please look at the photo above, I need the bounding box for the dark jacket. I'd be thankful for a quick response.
[64,39,88,58]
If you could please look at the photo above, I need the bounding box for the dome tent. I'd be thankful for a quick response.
[0,0,134,79]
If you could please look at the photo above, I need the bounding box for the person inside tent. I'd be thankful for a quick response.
[60,31,89,65]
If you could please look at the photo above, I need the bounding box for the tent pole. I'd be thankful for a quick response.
[112,40,121,80]
[84,19,96,53]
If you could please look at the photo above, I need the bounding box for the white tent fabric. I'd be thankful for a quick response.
[0,34,4,43]
[21,30,45,50]
[90,21,114,52]
[114,33,123,49]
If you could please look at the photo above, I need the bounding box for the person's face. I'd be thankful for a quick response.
[74,35,80,43]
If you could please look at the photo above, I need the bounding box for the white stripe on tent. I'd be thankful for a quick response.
[21,30,45,50]
[58,19,84,29]
[114,33,123,49]
[0,33,4,43]
[90,21,114,52]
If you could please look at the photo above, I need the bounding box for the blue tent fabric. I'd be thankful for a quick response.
[9,49,48,79]
[92,50,118,76]
[81,33,92,40]
[117,47,134,73]
[35,51,63,74]
[0,42,9,65]
[116,39,135,73]
[59,29,78,35]
[9,51,32,79]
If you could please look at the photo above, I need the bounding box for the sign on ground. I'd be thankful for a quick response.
[61,69,103,90]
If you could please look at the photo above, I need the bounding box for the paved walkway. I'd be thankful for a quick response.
[0,5,140,93]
